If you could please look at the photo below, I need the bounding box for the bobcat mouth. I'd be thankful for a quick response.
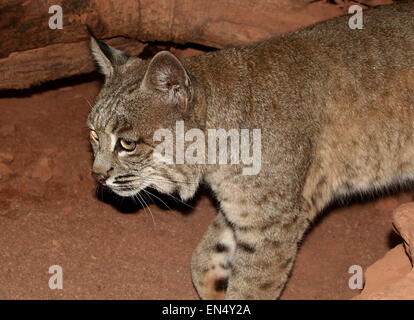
[107,175,143,194]
[108,182,148,197]
[111,188,140,197]
[106,172,177,198]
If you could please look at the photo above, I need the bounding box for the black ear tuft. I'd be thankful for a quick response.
[85,24,96,38]
[86,26,110,59]
[88,26,129,78]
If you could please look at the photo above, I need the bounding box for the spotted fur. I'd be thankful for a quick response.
[87,3,414,299]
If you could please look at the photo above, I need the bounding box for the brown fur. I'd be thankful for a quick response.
[87,2,414,299]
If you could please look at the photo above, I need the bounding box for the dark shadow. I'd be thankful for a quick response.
[304,179,414,249]
[387,230,403,248]
[0,72,103,99]
[138,41,217,60]
[96,183,206,216]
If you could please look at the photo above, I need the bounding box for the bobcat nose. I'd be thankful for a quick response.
[91,171,108,184]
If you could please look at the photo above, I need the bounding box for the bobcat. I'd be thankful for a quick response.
[87,2,414,299]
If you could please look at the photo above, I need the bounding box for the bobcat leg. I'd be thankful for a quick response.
[191,212,236,299]
[225,212,309,300]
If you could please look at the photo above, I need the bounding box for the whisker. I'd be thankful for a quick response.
[151,177,199,185]
[138,174,199,186]
[131,192,149,220]
[142,189,172,211]
[136,192,156,227]
[144,183,195,209]
[82,96,93,109]
[164,192,195,209]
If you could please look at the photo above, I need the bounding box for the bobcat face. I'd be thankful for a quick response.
[87,36,202,200]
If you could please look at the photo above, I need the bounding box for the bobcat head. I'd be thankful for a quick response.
[87,36,205,200]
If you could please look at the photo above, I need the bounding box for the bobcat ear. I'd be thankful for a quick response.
[141,51,193,104]
[90,34,129,78]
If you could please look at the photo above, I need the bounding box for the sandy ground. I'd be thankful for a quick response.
[0,77,408,299]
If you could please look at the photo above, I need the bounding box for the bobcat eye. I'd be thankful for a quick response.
[90,130,99,141]
[119,139,136,151]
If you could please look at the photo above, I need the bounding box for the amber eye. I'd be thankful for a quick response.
[119,139,136,151]
[90,130,99,141]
